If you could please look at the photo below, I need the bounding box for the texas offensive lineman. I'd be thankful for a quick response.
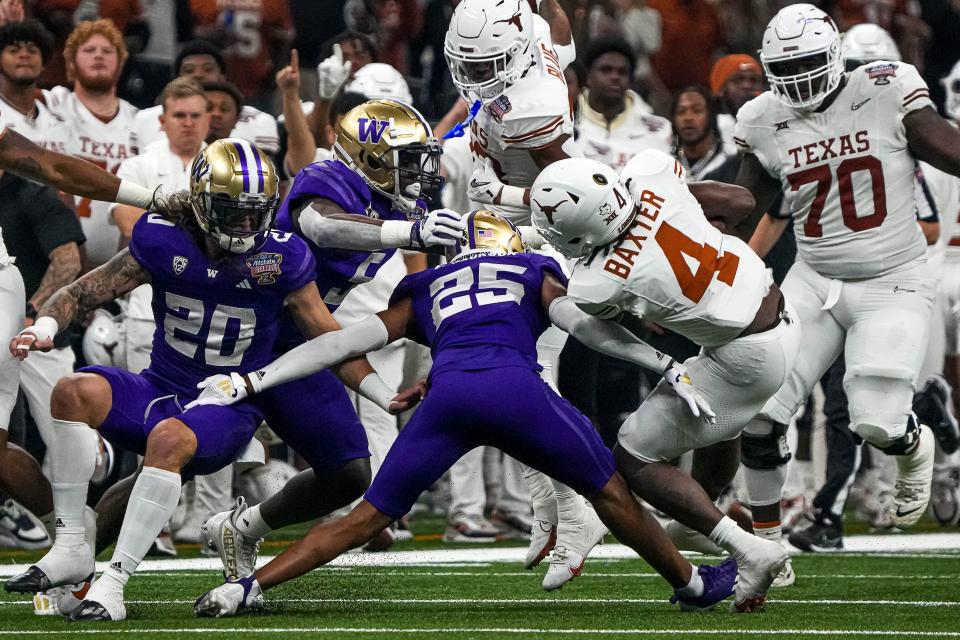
[733,4,960,546]
[445,0,603,587]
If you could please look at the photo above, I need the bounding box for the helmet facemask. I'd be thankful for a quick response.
[445,41,531,104]
[392,140,444,216]
[193,190,278,254]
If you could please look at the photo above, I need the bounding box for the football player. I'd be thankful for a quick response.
[197,99,466,581]
[733,3,960,546]
[530,153,800,612]
[190,210,740,616]
[3,139,406,622]
[446,0,606,587]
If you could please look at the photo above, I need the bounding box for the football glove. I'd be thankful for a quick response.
[186,373,255,410]
[194,575,263,618]
[317,43,352,100]
[663,360,716,422]
[410,208,466,249]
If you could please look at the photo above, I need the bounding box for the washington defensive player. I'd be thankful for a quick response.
[733,4,960,546]
[198,100,466,583]
[190,210,740,616]
[445,0,605,587]
[530,153,800,612]
[3,139,405,622]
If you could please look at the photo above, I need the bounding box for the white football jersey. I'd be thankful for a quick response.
[923,159,960,264]
[735,62,931,279]
[576,90,672,173]
[0,93,69,153]
[47,87,138,268]
[566,149,771,348]
[469,16,573,224]
[131,104,279,154]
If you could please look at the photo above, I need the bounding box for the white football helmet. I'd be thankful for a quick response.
[942,59,960,122]
[530,159,635,259]
[444,0,535,104]
[345,63,414,104]
[82,308,126,368]
[760,3,844,111]
[842,24,900,66]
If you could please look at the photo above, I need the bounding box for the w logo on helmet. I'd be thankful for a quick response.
[357,118,390,144]
[191,153,210,183]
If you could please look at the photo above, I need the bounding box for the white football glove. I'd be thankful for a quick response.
[410,208,466,249]
[663,360,716,422]
[467,158,503,205]
[317,43,352,100]
[186,372,253,410]
[194,576,263,618]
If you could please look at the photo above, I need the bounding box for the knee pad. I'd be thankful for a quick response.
[845,369,914,447]
[741,421,792,469]
[871,413,921,456]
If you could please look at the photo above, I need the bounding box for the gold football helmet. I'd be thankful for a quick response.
[189,138,280,254]
[447,209,525,261]
[334,99,443,216]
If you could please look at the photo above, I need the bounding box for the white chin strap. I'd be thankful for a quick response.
[395,182,423,215]
[217,233,257,254]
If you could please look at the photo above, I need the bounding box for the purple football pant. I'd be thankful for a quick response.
[81,366,263,478]
[365,366,615,519]
[257,368,370,471]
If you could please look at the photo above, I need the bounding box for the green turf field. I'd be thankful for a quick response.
[0,519,957,640]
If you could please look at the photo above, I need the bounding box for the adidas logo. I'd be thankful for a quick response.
[109,561,123,574]
[236,280,252,289]
[55,518,64,528]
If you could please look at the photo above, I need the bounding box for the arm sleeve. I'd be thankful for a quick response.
[548,296,671,373]
[249,315,390,392]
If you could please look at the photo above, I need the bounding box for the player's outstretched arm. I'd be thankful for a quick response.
[533,0,573,47]
[687,181,756,232]
[542,275,715,420]
[0,127,156,209]
[293,197,465,251]
[9,249,149,360]
[733,153,783,242]
[905,107,960,177]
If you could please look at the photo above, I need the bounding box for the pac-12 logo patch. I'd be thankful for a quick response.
[245,252,283,284]
[172,255,188,275]
[357,118,389,144]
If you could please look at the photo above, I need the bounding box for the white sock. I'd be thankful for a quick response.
[40,510,56,541]
[753,522,783,544]
[674,563,704,597]
[555,483,586,526]
[709,516,761,557]
[235,503,272,539]
[522,467,557,524]
[109,466,181,584]
[49,419,98,548]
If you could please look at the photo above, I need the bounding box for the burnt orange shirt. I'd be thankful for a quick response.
[648,0,724,93]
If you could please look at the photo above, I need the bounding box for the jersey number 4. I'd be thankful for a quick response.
[430,263,527,327]
[787,156,886,237]
[655,222,739,304]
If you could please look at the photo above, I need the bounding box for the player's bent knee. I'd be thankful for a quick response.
[337,457,372,499]
[740,420,791,469]
[144,419,198,469]
[50,373,109,423]
[845,373,913,448]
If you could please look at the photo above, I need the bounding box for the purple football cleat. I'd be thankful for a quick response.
[670,557,738,611]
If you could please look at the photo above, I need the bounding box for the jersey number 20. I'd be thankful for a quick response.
[163,293,256,367]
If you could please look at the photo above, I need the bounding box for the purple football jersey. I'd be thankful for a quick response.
[276,160,406,311]
[390,252,567,377]
[128,214,315,396]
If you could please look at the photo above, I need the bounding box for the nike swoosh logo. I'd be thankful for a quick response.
[851,98,871,111]
[896,504,923,518]
[893,285,916,293]
[470,179,490,189]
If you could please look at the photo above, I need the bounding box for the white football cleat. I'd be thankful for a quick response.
[891,425,935,528]
[194,576,263,618]
[770,557,795,588]
[33,574,94,616]
[542,504,607,591]
[524,520,556,569]
[730,537,788,613]
[69,577,127,622]
[202,497,262,580]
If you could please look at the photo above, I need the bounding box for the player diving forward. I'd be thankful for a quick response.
[4,139,412,622]
[190,210,744,616]
[733,3,960,539]
[530,151,802,612]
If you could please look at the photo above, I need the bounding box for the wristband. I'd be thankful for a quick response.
[29,316,59,342]
[116,179,154,209]
[497,185,527,209]
[358,372,396,412]
[379,220,416,248]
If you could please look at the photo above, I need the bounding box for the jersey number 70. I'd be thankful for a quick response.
[787,156,886,237]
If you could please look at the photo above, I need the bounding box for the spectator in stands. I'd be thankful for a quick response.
[670,85,727,181]
[130,39,279,155]
[202,79,243,144]
[647,0,724,93]
[0,0,24,27]
[709,54,762,155]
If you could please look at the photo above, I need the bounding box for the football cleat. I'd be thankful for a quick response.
[6,566,54,593]
[670,558,738,611]
[0,500,49,549]
[730,537,789,613]
[770,558,796,588]
[542,505,607,591]
[891,425,935,528]
[34,574,94,616]
[194,575,263,618]
[491,510,533,540]
[524,520,556,569]
[202,497,262,580]
[443,512,498,543]
[788,512,844,552]
[913,375,960,454]
[69,580,126,623]
[930,468,960,525]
